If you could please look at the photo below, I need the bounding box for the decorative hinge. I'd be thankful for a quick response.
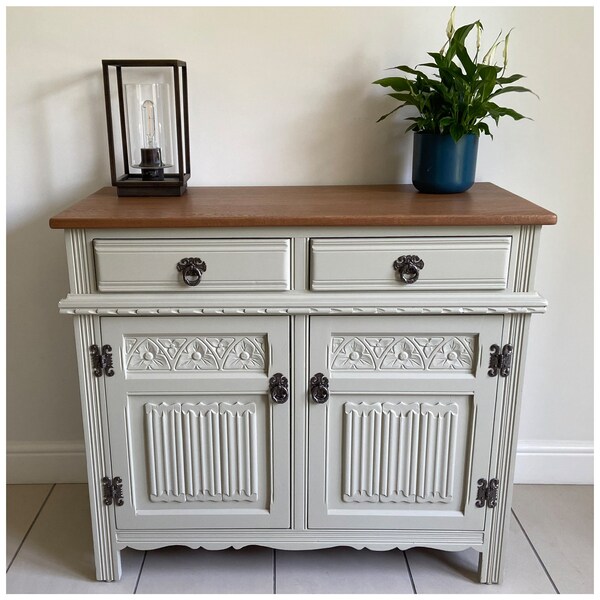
[102,476,124,506]
[475,478,499,509]
[90,344,115,377]
[488,344,513,377]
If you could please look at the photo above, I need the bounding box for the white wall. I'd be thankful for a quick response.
[6,7,593,484]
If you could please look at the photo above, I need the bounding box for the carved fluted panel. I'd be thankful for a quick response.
[331,336,475,372]
[416,403,459,503]
[379,402,421,502]
[342,401,459,504]
[343,402,420,502]
[220,404,259,501]
[145,402,258,503]
[125,336,266,372]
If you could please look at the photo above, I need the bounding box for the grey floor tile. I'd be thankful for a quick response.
[512,484,593,594]
[135,545,274,593]
[6,483,53,568]
[275,547,414,594]
[6,484,143,593]
[406,514,556,593]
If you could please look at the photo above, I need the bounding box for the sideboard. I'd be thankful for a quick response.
[50,183,556,583]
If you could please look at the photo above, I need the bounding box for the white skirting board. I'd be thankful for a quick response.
[512,440,594,485]
[7,441,87,484]
[6,440,594,485]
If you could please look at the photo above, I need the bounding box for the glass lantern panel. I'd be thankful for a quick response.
[124,83,175,170]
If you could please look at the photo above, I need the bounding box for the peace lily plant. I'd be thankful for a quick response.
[374,8,537,141]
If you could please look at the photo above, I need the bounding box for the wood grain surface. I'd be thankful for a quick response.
[49,183,557,229]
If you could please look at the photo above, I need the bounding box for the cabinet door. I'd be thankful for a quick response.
[101,316,290,529]
[308,315,502,530]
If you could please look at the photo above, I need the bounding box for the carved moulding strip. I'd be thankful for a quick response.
[58,292,549,316]
[331,335,475,372]
[343,401,458,504]
[145,401,258,503]
[61,306,547,316]
[125,336,266,372]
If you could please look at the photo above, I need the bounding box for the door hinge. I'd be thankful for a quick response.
[90,344,115,377]
[488,344,513,377]
[102,476,124,506]
[475,478,499,509]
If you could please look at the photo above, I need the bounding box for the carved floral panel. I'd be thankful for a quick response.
[331,335,475,372]
[124,336,267,372]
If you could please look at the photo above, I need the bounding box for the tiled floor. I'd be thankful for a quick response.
[6,484,593,594]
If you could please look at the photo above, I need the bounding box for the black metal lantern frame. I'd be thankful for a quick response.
[102,59,190,197]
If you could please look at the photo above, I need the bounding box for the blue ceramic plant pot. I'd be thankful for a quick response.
[412,132,479,194]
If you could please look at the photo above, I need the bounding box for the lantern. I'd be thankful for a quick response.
[102,60,190,196]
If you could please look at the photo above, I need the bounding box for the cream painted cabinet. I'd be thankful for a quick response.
[51,184,556,585]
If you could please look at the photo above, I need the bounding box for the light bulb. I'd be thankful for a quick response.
[141,99,157,148]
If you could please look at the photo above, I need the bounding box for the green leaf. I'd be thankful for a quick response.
[477,121,493,138]
[449,123,465,141]
[496,73,526,84]
[446,21,478,60]
[489,85,539,99]
[372,77,412,91]
[455,45,476,78]
[426,52,446,67]
[392,65,423,76]
[376,104,405,123]
[387,92,416,105]
[438,116,454,132]
[486,102,531,121]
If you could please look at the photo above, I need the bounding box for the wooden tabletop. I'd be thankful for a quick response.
[49,183,557,229]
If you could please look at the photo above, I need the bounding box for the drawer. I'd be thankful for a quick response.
[94,238,291,292]
[310,236,511,291]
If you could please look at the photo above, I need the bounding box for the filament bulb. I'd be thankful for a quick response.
[141,99,157,148]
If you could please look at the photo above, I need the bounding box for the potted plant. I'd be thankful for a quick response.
[374,8,537,193]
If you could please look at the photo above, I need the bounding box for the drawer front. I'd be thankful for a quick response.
[310,236,511,291]
[94,238,291,292]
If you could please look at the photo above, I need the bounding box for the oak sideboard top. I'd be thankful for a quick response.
[49,182,557,229]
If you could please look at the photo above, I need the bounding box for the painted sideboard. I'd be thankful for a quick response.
[50,183,556,583]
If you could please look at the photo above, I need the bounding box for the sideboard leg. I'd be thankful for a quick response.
[478,547,501,584]
[94,545,122,582]
[479,313,532,585]
[73,315,122,582]
[478,504,511,585]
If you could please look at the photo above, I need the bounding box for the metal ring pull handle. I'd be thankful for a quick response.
[310,373,329,404]
[269,373,289,404]
[177,257,207,287]
[393,255,424,284]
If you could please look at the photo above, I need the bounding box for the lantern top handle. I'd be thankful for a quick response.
[102,59,186,68]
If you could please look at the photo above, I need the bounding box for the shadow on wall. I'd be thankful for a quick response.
[288,54,412,185]
[31,69,108,197]
[6,215,81,439]
[7,68,109,445]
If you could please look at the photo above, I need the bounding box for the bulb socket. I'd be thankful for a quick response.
[140,147,164,181]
